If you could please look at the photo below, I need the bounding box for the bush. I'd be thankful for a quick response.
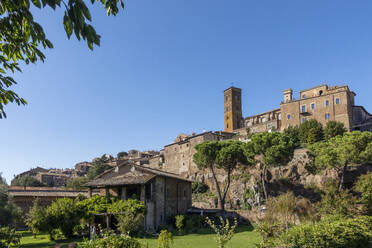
[283,125,300,147]
[205,216,238,248]
[279,216,372,248]
[175,215,184,233]
[157,230,173,248]
[0,227,21,248]
[45,198,81,238]
[185,215,205,233]
[78,233,143,248]
[109,199,147,236]
[324,121,347,140]
[298,119,323,144]
[354,172,372,214]
[192,182,209,194]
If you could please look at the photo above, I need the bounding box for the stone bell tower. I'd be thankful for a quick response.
[224,87,242,132]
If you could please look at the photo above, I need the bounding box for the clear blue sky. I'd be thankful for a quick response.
[2,0,372,183]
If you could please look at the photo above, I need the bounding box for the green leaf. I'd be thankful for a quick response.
[31,0,41,8]
[63,14,73,38]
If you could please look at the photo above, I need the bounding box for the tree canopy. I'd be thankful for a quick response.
[0,173,21,226]
[309,131,372,190]
[193,140,247,213]
[87,155,112,179]
[324,121,347,140]
[298,119,324,144]
[0,0,124,118]
[11,175,45,187]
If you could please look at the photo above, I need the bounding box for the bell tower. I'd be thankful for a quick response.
[224,87,242,132]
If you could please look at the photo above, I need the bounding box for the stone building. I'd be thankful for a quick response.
[85,162,192,231]
[225,84,372,134]
[8,186,88,217]
[148,131,235,178]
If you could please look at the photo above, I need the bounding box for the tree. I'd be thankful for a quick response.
[0,0,124,118]
[283,125,300,148]
[87,155,112,179]
[309,131,372,191]
[354,172,372,214]
[11,175,45,187]
[25,199,48,237]
[245,132,296,200]
[193,140,246,214]
[65,177,89,190]
[324,121,347,140]
[205,216,238,248]
[298,119,324,144]
[0,173,21,227]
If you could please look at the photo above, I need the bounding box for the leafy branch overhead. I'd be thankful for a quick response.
[0,0,124,118]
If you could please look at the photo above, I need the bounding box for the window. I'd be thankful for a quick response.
[325,113,330,120]
[311,103,315,110]
[302,117,307,123]
[226,124,229,128]
[336,98,340,104]
[325,100,329,107]
[301,105,306,113]
[278,113,281,120]
[319,90,323,96]
[287,114,291,120]
[226,115,229,120]
[302,94,306,99]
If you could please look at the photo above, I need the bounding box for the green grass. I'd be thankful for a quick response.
[19,227,261,248]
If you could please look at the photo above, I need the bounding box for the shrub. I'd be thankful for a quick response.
[354,172,372,214]
[205,216,238,248]
[109,199,147,236]
[185,215,205,233]
[279,216,372,248]
[157,230,173,248]
[25,199,48,237]
[0,227,21,248]
[324,121,347,140]
[78,233,143,248]
[192,182,209,194]
[175,215,184,233]
[298,119,323,144]
[283,125,300,147]
[45,198,81,238]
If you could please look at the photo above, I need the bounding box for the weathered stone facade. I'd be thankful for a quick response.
[228,84,372,134]
[86,162,192,231]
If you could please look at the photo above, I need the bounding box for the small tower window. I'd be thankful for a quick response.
[311,103,315,110]
[302,94,306,99]
[319,90,323,96]
[336,98,340,104]
[287,114,291,120]
[325,100,329,107]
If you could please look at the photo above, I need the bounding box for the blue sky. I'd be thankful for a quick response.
[2,0,372,183]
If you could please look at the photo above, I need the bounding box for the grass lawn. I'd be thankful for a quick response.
[19,227,261,248]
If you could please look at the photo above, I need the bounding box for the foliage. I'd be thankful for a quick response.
[10,175,45,187]
[314,181,358,218]
[76,195,113,221]
[324,121,347,140]
[45,198,81,239]
[78,232,143,248]
[25,199,47,237]
[193,140,247,212]
[205,216,238,248]
[0,0,124,118]
[87,155,112,179]
[185,215,206,233]
[255,221,284,248]
[283,125,300,147]
[109,199,147,235]
[267,192,296,229]
[244,132,296,200]
[157,230,173,248]
[65,177,89,190]
[192,182,209,194]
[0,174,21,226]
[279,216,372,248]
[309,131,372,190]
[354,172,372,214]
[298,119,324,144]
[0,226,21,248]
[175,215,185,234]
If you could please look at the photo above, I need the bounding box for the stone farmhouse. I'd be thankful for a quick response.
[85,162,192,231]
[224,84,372,135]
